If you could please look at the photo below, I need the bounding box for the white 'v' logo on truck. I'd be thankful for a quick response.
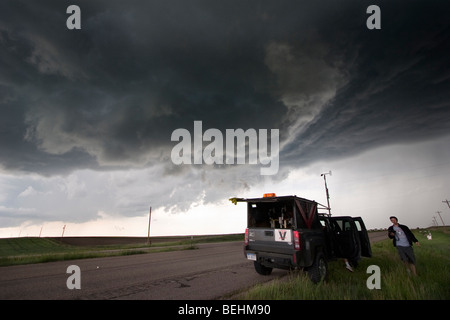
[274,229,292,243]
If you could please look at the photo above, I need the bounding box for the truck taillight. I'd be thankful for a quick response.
[244,228,249,246]
[293,231,301,250]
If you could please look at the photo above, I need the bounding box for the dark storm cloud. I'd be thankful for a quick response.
[281,0,450,165]
[1,0,291,174]
[0,1,449,178]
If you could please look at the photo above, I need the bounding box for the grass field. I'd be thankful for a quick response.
[239,227,450,300]
[0,234,243,267]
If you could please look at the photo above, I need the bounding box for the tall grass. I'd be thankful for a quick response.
[240,228,450,300]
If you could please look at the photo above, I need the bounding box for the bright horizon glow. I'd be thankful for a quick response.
[0,200,247,238]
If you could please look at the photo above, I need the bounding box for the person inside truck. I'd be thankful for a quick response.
[327,218,356,272]
[344,259,353,272]
[281,206,294,229]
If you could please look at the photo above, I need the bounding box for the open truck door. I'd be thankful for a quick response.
[352,217,372,258]
[327,216,372,264]
[328,216,362,263]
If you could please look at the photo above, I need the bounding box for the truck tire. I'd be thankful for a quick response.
[254,261,273,275]
[306,252,328,283]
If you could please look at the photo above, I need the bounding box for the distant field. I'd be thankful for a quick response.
[55,234,243,246]
[0,233,244,267]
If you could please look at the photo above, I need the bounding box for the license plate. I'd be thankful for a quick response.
[246,253,256,261]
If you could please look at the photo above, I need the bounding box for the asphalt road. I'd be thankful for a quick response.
[0,242,285,300]
[0,232,388,300]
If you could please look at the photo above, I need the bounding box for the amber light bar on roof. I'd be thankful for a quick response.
[263,193,277,198]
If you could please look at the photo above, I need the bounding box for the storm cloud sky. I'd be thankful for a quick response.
[1,0,449,234]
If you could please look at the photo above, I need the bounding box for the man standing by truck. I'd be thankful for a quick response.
[388,216,420,276]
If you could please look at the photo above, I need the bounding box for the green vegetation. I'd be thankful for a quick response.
[240,227,450,300]
[0,234,244,267]
[0,237,73,257]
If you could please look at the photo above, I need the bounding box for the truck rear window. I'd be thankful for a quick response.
[247,200,295,229]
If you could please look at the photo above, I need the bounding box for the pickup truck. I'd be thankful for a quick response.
[230,193,372,283]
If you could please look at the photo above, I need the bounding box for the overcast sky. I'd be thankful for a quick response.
[1,0,449,237]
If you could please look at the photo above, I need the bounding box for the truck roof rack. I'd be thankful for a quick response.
[229,194,330,215]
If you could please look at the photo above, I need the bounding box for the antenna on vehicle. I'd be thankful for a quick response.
[320,171,332,216]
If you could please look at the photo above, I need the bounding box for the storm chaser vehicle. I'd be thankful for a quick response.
[230,194,371,283]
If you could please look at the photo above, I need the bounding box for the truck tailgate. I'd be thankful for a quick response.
[247,228,294,254]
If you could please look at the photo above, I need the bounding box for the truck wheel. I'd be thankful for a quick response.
[254,261,273,275]
[306,252,328,284]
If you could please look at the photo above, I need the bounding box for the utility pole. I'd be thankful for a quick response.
[432,216,438,226]
[321,171,332,216]
[443,199,450,209]
[147,206,152,245]
[436,211,445,226]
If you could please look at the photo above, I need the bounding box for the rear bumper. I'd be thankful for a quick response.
[245,248,304,269]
